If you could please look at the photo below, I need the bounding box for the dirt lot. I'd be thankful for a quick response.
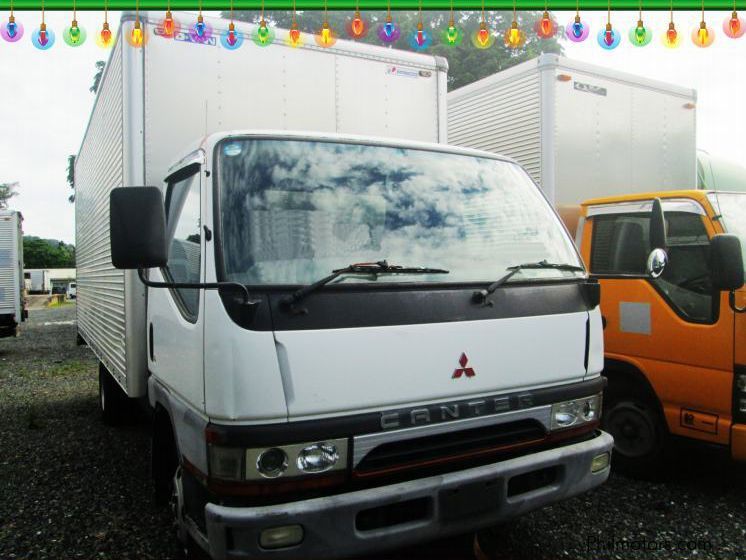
[1,305,744,559]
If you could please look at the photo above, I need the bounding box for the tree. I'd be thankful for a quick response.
[67,155,75,203]
[23,237,76,268]
[224,10,562,90]
[0,182,19,210]
[90,60,106,94]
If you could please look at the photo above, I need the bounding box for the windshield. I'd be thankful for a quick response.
[710,192,746,272]
[217,139,583,286]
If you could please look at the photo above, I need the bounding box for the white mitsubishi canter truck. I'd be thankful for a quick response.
[76,12,613,560]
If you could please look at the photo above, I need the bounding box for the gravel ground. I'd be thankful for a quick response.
[1,306,744,560]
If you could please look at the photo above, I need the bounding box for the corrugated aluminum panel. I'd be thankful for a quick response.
[75,38,128,388]
[448,71,542,185]
[0,212,21,319]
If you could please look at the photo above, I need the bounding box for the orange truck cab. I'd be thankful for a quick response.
[574,190,746,475]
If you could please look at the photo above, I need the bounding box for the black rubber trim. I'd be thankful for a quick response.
[216,280,596,332]
[205,377,606,447]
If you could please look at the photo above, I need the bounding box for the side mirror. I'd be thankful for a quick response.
[647,248,668,279]
[110,186,168,270]
[710,234,744,292]
[646,198,668,278]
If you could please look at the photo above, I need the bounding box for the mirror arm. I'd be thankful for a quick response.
[729,291,746,314]
[137,268,260,307]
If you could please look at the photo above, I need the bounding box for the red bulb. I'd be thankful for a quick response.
[540,16,552,35]
[352,16,363,36]
[39,29,48,44]
[604,29,613,45]
[289,27,300,44]
[667,27,677,43]
[730,17,741,34]
[416,29,424,46]
[477,27,489,45]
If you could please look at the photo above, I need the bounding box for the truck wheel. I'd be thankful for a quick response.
[603,398,669,479]
[98,364,128,425]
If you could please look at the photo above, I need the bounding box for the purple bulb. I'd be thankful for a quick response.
[572,21,583,38]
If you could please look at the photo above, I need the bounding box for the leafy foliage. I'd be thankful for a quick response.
[67,155,75,203]
[225,10,562,90]
[23,237,76,268]
[0,182,19,210]
[90,61,106,94]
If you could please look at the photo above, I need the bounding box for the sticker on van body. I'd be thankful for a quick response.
[619,302,651,335]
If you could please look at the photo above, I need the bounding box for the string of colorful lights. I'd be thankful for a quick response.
[1,2,743,50]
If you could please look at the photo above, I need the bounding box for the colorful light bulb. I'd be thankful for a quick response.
[63,19,87,46]
[409,21,431,51]
[286,20,302,47]
[190,14,212,43]
[127,19,146,47]
[565,15,589,42]
[504,20,525,48]
[472,21,493,49]
[536,10,556,38]
[443,18,462,46]
[220,21,244,49]
[724,11,745,38]
[32,21,55,49]
[253,18,274,46]
[377,15,400,43]
[95,21,113,47]
[159,10,180,38]
[315,21,337,47]
[1,14,24,42]
[662,21,679,47]
[692,20,714,47]
[629,19,652,46]
[346,10,368,38]
[597,22,620,49]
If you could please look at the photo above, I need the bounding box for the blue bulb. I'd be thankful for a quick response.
[384,22,394,37]
[572,22,583,38]
[196,22,205,37]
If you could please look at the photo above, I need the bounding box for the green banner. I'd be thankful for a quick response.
[0,1,734,9]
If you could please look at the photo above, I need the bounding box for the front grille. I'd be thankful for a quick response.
[354,419,546,476]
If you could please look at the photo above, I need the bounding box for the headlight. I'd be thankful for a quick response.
[297,442,339,473]
[209,438,348,482]
[551,394,602,431]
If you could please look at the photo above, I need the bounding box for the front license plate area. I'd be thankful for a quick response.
[439,478,501,522]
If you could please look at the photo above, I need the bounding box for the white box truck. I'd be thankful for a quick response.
[448,54,697,208]
[76,13,612,560]
[0,210,25,337]
[27,268,52,294]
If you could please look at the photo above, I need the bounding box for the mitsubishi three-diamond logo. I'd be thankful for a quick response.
[452,353,476,379]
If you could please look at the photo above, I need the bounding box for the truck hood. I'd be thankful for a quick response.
[273,311,590,419]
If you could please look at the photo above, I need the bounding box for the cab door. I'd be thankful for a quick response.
[587,201,734,445]
[147,164,205,410]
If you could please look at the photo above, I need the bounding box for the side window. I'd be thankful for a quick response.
[165,172,201,319]
[590,211,713,322]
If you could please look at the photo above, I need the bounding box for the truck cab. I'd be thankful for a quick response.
[576,190,746,474]
[105,130,613,559]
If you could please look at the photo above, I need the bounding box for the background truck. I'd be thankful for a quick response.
[447,54,697,207]
[27,269,52,294]
[76,13,612,559]
[0,210,25,337]
[571,191,746,476]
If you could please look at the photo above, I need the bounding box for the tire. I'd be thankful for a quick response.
[98,363,128,426]
[603,396,669,479]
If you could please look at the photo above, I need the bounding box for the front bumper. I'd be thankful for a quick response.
[202,430,613,560]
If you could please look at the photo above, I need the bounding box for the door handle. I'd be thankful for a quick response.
[149,322,155,362]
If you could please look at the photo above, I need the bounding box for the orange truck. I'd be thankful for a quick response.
[570,190,746,476]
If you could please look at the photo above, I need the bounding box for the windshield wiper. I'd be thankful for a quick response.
[472,260,585,304]
[280,260,449,310]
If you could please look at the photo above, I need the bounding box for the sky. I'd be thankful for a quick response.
[0,9,743,243]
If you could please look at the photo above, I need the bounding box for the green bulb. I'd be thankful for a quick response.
[635,25,646,43]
